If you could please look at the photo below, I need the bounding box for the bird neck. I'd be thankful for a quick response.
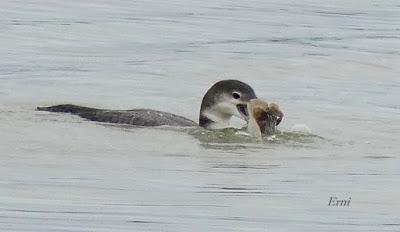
[199,104,232,129]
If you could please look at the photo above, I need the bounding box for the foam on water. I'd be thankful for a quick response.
[290,124,313,134]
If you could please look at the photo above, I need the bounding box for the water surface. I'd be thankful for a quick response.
[0,0,399,231]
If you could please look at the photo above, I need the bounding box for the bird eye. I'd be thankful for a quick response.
[232,92,241,99]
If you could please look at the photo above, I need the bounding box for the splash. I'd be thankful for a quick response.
[186,126,323,147]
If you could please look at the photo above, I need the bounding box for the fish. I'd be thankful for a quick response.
[246,99,284,138]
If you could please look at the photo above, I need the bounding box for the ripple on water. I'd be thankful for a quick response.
[186,126,324,149]
[96,123,324,150]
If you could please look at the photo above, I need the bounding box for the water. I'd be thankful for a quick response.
[1,0,399,231]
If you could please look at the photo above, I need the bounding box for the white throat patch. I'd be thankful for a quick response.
[202,101,245,129]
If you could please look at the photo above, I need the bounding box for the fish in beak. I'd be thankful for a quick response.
[246,99,284,138]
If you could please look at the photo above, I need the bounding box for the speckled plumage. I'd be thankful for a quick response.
[37,104,197,127]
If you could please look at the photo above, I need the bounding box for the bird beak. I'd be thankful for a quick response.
[236,104,249,121]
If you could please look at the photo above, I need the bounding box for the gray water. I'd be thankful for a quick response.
[1,0,400,231]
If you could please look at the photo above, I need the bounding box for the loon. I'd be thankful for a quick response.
[37,80,257,129]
